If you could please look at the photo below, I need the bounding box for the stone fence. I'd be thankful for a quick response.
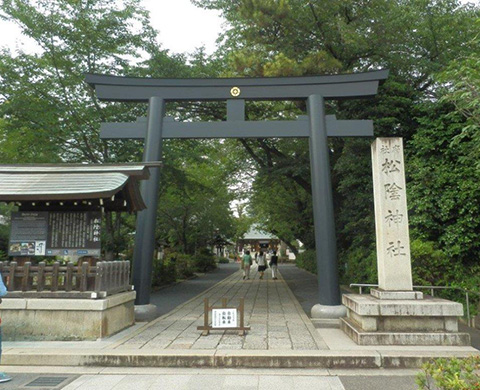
[0,260,132,299]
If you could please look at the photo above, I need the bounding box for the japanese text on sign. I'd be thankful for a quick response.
[212,308,238,328]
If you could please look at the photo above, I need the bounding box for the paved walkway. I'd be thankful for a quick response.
[114,265,325,350]
[0,367,420,390]
[150,263,239,318]
[1,262,477,370]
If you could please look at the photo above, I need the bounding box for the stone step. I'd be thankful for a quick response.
[341,317,471,346]
[3,348,477,369]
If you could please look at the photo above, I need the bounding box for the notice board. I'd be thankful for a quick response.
[8,211,101,257]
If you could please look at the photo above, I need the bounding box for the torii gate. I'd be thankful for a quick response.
[86,70,388,319]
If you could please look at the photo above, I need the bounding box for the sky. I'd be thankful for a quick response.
[0,0,225,55]
[143,0,224,55]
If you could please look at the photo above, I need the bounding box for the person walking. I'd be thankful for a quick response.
[270,250,279,280]
[0,274,11,383]
[257,251,267,280]
[242,250,253,280]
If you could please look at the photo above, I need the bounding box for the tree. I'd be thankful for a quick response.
[408,103,480,272]
[156,140,236,254]
[0,0,190,259]
[436,21,480,167]
[192,0,480,282]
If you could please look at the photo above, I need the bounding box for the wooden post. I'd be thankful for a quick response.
[65,262,74,292]
[80,262,88,292]
[21,262,31,292]
[122,261,128,291]
[94,262,104,293]
[37,261,45,292]
[8,261,17,291]
[51,262,60,292]
[203,298,209,336]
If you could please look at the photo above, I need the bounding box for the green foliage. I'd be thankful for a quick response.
[157,140,236,255]
[0,0,192,260]
[152,257,176,287]
[341,246,377,285]
[416,356,480,390]
[218,257,230,264]
[408,103,480,269]
[0,1,234,263]
[192,0,480,288]
[436,20,480,168]
[167,252,195,280]
[0,224,9,256]
[191,248,217,273]
[295,250,317,274]
[410,239,452,286]
[151,252,196,288]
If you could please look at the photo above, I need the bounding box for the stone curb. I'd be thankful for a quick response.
[3,349,478,369]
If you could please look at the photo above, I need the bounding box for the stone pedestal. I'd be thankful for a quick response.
[1,291,136,341]
[340,293,470,346]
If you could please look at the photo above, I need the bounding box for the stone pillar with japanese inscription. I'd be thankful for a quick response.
[340,137,470,346]
[371,137,413,293]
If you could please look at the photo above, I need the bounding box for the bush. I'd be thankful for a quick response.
[411,239,452,286]
[192,248,217,272]
[340,246,377,285]
[151,252,195,287]
[168,252,194,279]
[218,257,229,264]
[416,356,480,390]
[295,249,317,274]
[152,257,176,287]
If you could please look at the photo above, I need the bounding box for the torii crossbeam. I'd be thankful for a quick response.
[86,70,389,319]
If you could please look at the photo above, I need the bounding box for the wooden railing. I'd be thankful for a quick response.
[0,260,132,299]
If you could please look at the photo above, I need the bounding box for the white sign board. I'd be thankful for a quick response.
[212,308,238,328]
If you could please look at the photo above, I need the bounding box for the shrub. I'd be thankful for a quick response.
[152,256,176,287]
[416,356,480,390]
[295,249,317,274]
[0,250,8,262]
[411,239,452,286]
[340,246,377,285]
[218,257,229,264]
[192,248,217,272]
[174,253,195,279]
[151,251,195,287]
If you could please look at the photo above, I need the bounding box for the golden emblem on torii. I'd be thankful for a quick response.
[230,86,241,97]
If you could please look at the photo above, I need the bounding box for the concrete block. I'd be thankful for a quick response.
[343,294,463,317]
[2,292,135,340]
[0,298,27,309]
[310,318,341,329]
[370,289,423,300]
[340,318,470,346]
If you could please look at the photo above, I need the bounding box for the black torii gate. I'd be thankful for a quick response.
[86,70,388,318]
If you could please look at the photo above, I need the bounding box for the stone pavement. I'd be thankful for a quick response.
[0,366,420,390]
[1,263,477,369]
[149,264,239,319]
[114,265,325,351]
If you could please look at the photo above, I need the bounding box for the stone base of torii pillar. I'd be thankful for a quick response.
[340,138,470,346]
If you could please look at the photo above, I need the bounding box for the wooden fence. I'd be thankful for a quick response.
[0,261,132,299]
